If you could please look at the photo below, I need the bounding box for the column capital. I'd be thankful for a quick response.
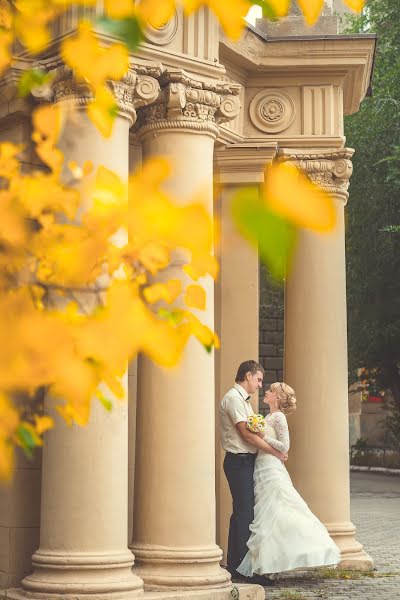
[134,68,241,139]
[278,148,354,198]
[35,62,161,126]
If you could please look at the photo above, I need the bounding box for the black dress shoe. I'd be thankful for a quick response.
[230,571,249,583]
[249,574,275,587]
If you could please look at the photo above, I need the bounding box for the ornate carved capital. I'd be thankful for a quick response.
[35,63,161,126]
[278,148,354,197]
[134,69,241,138]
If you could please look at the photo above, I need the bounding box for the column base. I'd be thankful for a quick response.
[4,550,144,599]
[142,583,263,600]
[131,545,231,592]
[327,521,374,571]
[1,589,143,600]
[1,584,263,600]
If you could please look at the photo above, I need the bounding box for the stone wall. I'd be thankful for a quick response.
[258,264,284,413]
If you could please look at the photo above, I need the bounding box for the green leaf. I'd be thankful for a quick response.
[109,103,119,119]
[98,393,113,412]
[17,69,53,98]
[16,424,37,458]
[96,16,143,51]
[158,308,184,325]
[231,187,297,280]
[251,0,279,20]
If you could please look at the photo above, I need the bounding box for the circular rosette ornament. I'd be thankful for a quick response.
[247,413,266,433]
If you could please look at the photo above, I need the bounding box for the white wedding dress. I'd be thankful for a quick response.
[237,411,340,576]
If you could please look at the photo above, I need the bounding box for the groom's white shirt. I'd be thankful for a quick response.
[220,383,256,454]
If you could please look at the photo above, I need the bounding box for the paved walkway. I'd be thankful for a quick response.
[263,472,400,600]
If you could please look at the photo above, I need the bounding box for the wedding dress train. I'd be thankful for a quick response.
[237,411,341,576]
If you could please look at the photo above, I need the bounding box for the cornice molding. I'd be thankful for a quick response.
[245,136,346,150]
[214,142,278,184]
[220,33,376,115]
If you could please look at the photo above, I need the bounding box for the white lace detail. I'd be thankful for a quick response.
[264,411,290,453]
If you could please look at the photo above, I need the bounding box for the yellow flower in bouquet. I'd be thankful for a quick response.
[247,414,266,433]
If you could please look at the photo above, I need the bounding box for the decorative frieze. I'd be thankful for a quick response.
[279,148,354,196]
[135,69,241,138]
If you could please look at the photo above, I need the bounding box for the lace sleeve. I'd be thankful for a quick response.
[263,434,285,452]
[269,411,290,452]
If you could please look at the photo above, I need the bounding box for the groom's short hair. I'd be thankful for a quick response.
[235,360,264,383]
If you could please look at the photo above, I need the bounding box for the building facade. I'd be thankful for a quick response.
[0,5,376,600]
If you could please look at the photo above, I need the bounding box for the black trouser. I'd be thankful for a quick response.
[223,452,255,575]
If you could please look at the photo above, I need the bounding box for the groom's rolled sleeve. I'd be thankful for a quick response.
[226,396,248,425]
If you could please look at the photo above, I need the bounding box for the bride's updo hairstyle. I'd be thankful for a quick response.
[270,382,297,415]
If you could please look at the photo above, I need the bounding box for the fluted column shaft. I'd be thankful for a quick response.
[130,71,240,593]
[7,69,160,600]
[283,149,373,570]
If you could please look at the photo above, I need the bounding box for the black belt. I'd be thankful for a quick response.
[226,451,256,457]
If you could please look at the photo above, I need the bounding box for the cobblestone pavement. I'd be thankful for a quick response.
[263,472,400,600]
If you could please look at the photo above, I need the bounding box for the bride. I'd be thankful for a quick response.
[237,382,340,577]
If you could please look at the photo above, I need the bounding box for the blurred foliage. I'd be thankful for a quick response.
[0,0,364,478]
[344,0,400,448]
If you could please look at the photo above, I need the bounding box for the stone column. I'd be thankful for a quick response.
[213,143,277,563]
[5,68,160,600]
[283,149,373,570]
[130,71,240,594]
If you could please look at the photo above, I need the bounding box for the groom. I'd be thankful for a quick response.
[220,360,288,586]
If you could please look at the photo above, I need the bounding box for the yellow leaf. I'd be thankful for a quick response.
[137,243,170,274]
[33,223,108,286]
[0,143,22,178]
[186,312,220,350]
[32,104,64,173]
[34,415,54,435]
[296,0,324,25]
[53,361,96,426]
[16,19,50,51]
[87,86,118,138]
[0,393,19,479]
[143,280,182,304]
[13,171,80,221]
[32,104,62,143]
[105,0,135,19]
[91,166,127,216]
[0,191,28,248]
[183,254,219,280]
[136,0,176,28]
[343,0,364,12]
[0,439,14,481]
[61,21,129,88]
[141,320,191,367]
[184,284,206,310]
[13,0,56,51]
[263,163,337,233]
[184,0,251,39]
[0,31,13,74]
[0,0,13,29]
[264,0,290,17]
[0,393,19,437]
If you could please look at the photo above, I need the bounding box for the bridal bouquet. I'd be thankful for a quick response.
[247,414,266,433]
